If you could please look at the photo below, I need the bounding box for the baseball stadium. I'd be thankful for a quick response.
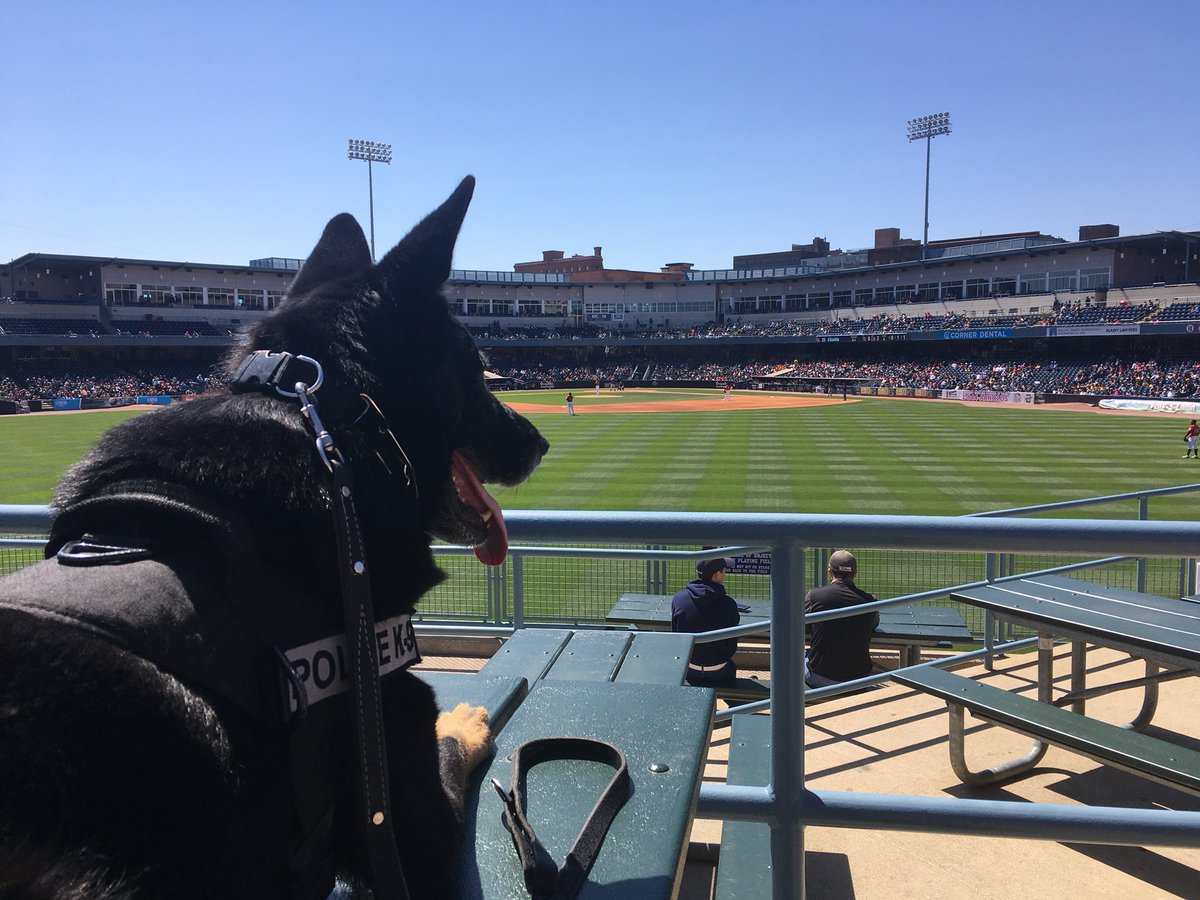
[3,223,1200,897]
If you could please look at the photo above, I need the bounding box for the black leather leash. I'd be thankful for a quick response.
[232,350,411,900]
[330,458,408,898]
[491,737,630,900]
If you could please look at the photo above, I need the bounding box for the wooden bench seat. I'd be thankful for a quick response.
[713,714,772,899]
[894,665,1200,794]
[711,676,771,701]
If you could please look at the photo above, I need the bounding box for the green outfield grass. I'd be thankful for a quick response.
[1,392,1194,517]
[1,392,1195,621]
[491,390,1196,520]
[0,409,145,505]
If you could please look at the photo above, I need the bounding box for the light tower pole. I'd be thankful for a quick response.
[906,112,951,259]
[347,138,393,262]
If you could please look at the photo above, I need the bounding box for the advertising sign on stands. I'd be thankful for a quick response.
[1099,398,1200,415]
[1047,324,1141,337]
[701,549,772,575]
[939,328,1013,340]
[940,389,1035,404]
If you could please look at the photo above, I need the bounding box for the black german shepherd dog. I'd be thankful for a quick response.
[0,177,548,899]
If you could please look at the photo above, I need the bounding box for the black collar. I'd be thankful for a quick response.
[231,350,417,497]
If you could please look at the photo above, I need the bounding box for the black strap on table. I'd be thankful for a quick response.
[492,737,630,900]
[330,459,409,900]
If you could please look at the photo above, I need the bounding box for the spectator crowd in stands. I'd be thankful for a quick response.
[4,355,1200,403]
[493,357,1200,399]
[466,299,1175,343]
[0,364,222,402]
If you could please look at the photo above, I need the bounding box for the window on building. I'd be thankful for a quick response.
[1079,267,1111,290]
[141,286,171,305]
[940,280,963,300]
[1048,272,1077,292]
[992,276,1016,296]
[965,278,990,299]
[236,288,264,310]
[105,284,137,305]
[1019,273,1048,294]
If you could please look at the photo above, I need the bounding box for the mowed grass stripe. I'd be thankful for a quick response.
[816,406,911,512]
[743,410,796,512]
[687,413,750,511]
[3,396,1198,522]
[515,415,669,509]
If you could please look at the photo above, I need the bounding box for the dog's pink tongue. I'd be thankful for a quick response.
[451,452,509,566]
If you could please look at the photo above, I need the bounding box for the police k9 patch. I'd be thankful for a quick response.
[283,613,420,713]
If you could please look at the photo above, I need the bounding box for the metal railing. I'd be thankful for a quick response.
[4,503,1200,899]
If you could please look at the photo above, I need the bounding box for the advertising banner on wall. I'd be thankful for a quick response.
[939,328,1014,340]
[1046,324,1141,337]
[1099,398,1200,415]
[940,389,1035,404]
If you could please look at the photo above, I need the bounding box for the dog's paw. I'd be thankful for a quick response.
[436,703,492,770]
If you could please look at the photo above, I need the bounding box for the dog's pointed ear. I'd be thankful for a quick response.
[377,176,475,295]
[288,213,372,296]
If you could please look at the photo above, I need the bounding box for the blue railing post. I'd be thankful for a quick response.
[510,553,524,629]
[984,552,997,671]
[769,541,806,900]
[1137,496,1149,593]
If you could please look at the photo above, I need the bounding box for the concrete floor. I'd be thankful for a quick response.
[417,644,1200,899]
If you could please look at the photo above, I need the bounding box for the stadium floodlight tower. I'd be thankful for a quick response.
[906,112,952,259]
[347,138,393,262]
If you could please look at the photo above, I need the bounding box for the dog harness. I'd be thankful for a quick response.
[0,473,419,898]
[0,351,423,900]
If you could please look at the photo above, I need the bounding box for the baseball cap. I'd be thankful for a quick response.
[696,557,733,578]
[828,550,857,575]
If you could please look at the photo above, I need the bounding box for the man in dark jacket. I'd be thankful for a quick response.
[671,557,741,684]
[804,550,879,687]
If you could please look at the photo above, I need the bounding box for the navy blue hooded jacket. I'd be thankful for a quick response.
[671,578,740,667]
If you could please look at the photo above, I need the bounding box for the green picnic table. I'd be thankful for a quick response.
[608,593,973,666]
[416,628,714,898]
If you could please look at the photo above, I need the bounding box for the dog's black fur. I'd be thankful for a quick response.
[0,177,547,899]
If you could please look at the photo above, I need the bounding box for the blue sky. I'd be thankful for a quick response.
[2,1,1197,273]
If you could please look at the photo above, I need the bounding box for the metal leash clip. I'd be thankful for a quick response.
[295,380,344,473]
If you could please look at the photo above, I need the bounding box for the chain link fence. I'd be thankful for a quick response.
[3,498,1196,640]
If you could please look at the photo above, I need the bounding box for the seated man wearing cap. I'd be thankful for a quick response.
[804,550,880,688]
[671,557,741,684]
